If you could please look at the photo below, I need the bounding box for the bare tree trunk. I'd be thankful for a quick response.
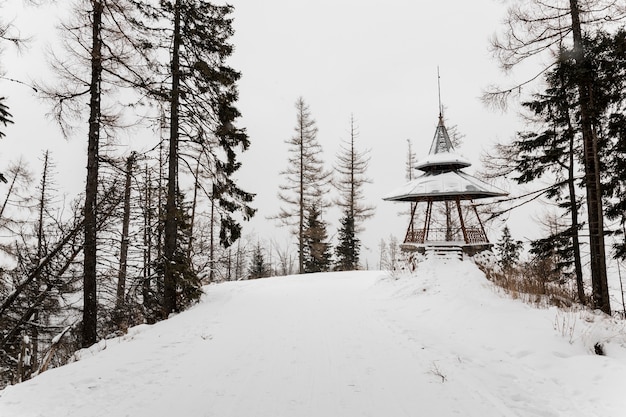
[569,0,610,314]
[0,167,18,219]
[142,164,154,323]
[209,195,215,282]
[32,151,50,376]
[186,158,200,262]
[299,121,305,274]
[116,153,135,310]
[163,0,182,316]
[82,0,103,347]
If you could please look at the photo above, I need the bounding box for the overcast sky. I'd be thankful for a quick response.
[1,0,537,267]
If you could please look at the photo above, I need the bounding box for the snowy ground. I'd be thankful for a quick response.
[1,259,626,417]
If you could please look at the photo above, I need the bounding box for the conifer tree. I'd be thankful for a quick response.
[276,97,331,274]
[495,225,523,273]
[303,204,332,273]
[335,211,359,271]
[333,116,373,270]
[248,242,269,279]
[39,0,153,346]
[135,1,254,315]
[488,0,625,313]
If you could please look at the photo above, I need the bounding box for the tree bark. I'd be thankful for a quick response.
[116,153,135,309]
[569,0,610,314]
[82,0,103,347]
[163,0,182,316]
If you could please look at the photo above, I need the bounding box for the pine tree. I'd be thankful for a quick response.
[135,1,254,315]
[333,116,373,269]
[248,243,269,279]
[39,0,152,346]
[335,211,360,271]
[487,0,625,313]
[276,97,331,274]
[303,204,332,273]
[495,225,523,273]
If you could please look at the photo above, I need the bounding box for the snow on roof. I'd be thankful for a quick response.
[414,151,471,171]
[383,169,508,201]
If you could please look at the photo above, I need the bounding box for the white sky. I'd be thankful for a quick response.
[1,0,539,267]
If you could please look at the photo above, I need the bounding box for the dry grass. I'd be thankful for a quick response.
[475,256,579,309]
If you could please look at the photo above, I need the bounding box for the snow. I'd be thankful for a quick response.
[384,170,508,201]
[2,260,626,417]
[414,151,471,170]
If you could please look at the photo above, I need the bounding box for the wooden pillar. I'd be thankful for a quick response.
[456,197,468,244]
[423,199,433,243]
[404,201,419,243]
[472,202,489,243]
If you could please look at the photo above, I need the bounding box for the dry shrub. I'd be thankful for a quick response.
[474,253,578,309]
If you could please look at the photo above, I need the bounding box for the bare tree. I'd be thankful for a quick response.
[275,97,331,274]
[334,115,374,269]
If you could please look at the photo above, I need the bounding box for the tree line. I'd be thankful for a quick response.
[0,2,376,387]
[0,0,255,387]
[483,0,626,315]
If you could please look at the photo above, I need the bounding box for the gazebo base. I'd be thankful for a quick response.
[400,242,493,258]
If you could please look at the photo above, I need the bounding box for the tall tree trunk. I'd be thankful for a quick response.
[569,0,610,314]
[83,0,103,347]
[142,164,154,323]
[163,0,182,316]
[186,158,200,262]
[209,194,215,282]
[299,120,305,275]
[566,117,585,304]
[32,151,50,376]
[116,153,135,310]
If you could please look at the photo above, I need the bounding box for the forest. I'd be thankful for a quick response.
[1,0,626,390]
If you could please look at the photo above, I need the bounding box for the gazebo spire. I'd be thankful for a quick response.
[428,115,455,155]
[430,68,454,155]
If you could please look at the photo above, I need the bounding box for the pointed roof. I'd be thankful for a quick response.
[416,115,471,172]
[429,115,454,154]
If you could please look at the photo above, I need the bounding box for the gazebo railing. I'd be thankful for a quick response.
[405,227,488,245]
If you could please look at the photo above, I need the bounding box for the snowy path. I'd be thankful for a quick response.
[1,261,626,416]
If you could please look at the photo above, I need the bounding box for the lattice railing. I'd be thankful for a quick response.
[404,227,488,244]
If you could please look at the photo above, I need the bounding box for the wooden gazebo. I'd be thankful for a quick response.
[384,114,507,258]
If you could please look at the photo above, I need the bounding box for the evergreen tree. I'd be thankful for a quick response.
[495,225,523,273]
[155,193,202,312]
[488,0,625,313]
[333,116,373,269]
[335,211,360,271]
[487,45,586,302]
[135,1,254,315]
[303,204,332,273]
[276,97,331,274]
[248,243,269,279]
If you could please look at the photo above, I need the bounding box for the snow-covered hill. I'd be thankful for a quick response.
[1,260,626,417]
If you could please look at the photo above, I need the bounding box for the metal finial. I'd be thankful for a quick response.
[437,66,443,119]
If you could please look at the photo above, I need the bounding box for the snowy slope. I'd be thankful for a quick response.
[1,260,626,417]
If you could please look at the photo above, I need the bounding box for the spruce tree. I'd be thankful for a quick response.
[276,97,331,274]
[333,116,373,269]
[303,204,332,273]
[335,211,360,271]
[488,0,625,313]
[495,225,523,273]
[135,1,254,315]
[248,243,269,279]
